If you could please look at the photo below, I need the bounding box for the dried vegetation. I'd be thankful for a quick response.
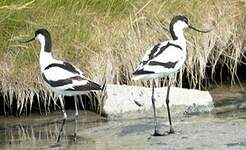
[0,0,245,115]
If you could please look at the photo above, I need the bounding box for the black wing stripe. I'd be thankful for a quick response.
[42,73,72,87]
[142,42,182,65]
[169,43,182,50]
[147,43,161,62]
[45,62,80,74]
[148,61,178,69]
[143,43,160,65]
[133,69,155,75]
[65,80,101,91]
[154,42,182,59]
[42,73,101,91]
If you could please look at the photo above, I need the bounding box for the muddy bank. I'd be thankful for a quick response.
[210,83,246,113]
[78,112,246,150]
[0,110,246,150]
[0,84,245,150]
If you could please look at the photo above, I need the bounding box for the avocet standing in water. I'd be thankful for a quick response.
[24,29,101,142]
[132,15,211,136]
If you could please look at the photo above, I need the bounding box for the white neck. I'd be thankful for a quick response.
[39,51,53,71]
[37,35,54,71]
[173,25,185,41]
[172,22,187,50]
[174,29,186,44]
[173,30,186,53]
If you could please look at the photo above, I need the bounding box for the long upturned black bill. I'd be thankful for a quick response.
[22,37,35,43]
[189,25,211,33]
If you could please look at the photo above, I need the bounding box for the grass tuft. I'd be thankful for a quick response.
[0,0,245,115]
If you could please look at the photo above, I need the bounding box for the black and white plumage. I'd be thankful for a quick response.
[132,40,185,80]
[24,28,101,142]
[132,15,210,136]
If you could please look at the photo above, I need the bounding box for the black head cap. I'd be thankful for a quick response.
[35,28,52,52]
[35,28,51,38]
[169,15,189,40]
[170,15,189,25]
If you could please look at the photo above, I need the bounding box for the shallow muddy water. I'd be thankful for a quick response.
[0,111,107,150]
[0,110,246,150]
[0,84,246,150]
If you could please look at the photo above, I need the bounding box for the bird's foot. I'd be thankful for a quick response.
[153,130,164,136]
[169,127,175,134]
[163,127,175,135]
[152,127,175,137]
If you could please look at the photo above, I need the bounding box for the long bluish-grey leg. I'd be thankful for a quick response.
[56,95,67,143]
[74,95,79,117]
[78,95,85,110]
[165,85,174,134]
[74,96,79,139]
[151,80,163,136]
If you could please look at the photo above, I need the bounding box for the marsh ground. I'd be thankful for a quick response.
[0,111,246,150]
[0,84,246,150]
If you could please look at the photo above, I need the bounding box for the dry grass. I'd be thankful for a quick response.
[0,0,245,115]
